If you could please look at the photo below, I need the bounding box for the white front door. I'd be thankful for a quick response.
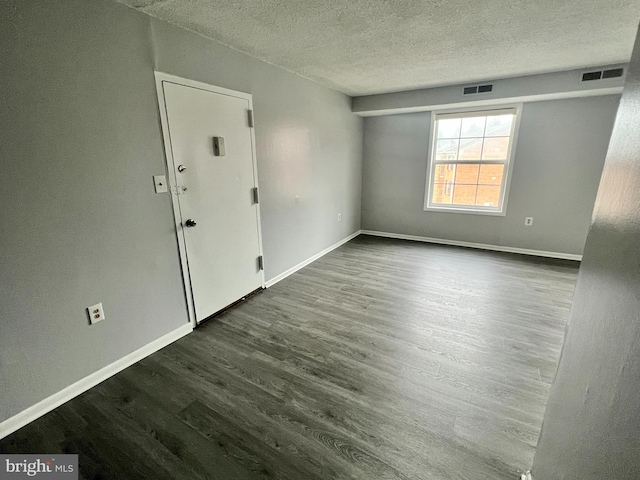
[158,77,264,324]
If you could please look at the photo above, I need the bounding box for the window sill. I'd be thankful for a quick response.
[424,206,506,216]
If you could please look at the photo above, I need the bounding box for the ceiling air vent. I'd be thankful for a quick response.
[463,84,493,95]
[582,68,623,82]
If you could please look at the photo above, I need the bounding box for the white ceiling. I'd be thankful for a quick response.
[120,0,640,96]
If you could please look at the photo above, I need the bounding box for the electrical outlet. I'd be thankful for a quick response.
[87,303,106,325]
[525,217,533,226]
[338,213,342,222]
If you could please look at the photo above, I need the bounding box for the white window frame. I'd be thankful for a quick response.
[423,104,522,216]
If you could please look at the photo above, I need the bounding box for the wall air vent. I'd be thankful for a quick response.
[602,68,624,79]
[582,68,624,82]
[463,84,493,95]
[582,71,603,81]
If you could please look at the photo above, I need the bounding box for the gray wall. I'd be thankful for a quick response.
[352,67,625,116]
[0,0,362,423]
[361,96,619,255]
[532,28,640,480]
[150,20,363,278]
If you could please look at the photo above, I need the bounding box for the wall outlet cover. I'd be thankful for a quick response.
[87,303,106,325]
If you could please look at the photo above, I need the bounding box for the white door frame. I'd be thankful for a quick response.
[154,72,266,328]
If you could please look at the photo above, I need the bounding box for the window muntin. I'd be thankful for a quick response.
[425,107,519,214]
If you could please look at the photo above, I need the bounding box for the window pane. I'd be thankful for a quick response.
[452,185,477,205]
[476,185,501,206]
[454,163,479,184]
[461,116,486,137]
[436,139,459,160]
[478,164,504,185]
[482,137,510,160]
[458,138,483,160]
[427,108,518,212]
[432,183,453,204]
[485,114,513,137]
[434,163,456,183]
[437,118,462,139]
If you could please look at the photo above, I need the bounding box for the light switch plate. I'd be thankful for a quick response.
[154,175,168,193]
[213,137,226,156]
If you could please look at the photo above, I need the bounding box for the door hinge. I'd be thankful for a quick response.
[258,255,264,271]
[252,187,259,204]
[247,109,254,128]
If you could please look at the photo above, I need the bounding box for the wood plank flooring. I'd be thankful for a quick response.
[0,235,579,479]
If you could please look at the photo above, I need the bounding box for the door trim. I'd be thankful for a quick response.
[154,72,266,328]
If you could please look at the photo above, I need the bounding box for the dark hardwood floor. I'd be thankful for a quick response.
[0,235,579,479]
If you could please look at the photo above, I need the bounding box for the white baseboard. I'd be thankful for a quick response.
[265,230,362,288]
[361,230,582,261]
[0,322,193,440]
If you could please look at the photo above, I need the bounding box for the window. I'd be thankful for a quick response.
[424,106,520,215]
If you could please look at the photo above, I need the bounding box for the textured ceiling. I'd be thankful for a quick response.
[120,0,640,95]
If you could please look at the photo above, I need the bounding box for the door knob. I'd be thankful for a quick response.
[178,165,187,173]
[185,219,197,228]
